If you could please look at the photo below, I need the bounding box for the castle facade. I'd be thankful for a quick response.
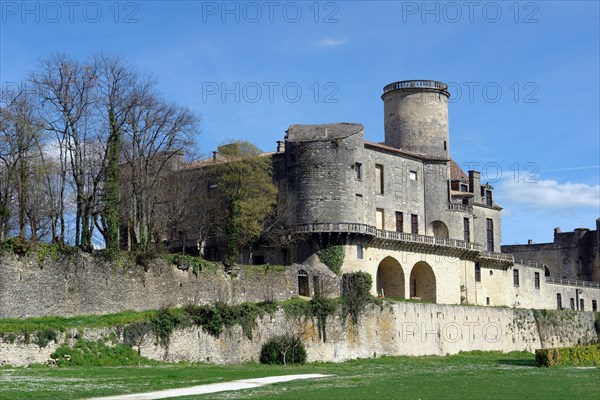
[205,80,600,311]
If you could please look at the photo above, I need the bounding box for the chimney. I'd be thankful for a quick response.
[468,170,480,193]
[527,239,534,245]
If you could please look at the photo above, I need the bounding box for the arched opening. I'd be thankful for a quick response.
[428,220,449,239]
[409,262,436,303]
[376,256,405,298]
[297,269,310,297]
[544,266,551,277]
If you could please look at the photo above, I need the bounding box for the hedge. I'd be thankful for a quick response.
[535,344,600,367]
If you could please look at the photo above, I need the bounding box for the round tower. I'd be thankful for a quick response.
[382,80,450,159]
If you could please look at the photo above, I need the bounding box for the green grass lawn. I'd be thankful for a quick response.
[1,351,598,400]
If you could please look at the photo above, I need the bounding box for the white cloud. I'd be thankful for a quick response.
[314,38,345,47]
[497,178,600,209]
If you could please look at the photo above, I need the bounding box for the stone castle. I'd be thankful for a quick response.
[201,79,600,311]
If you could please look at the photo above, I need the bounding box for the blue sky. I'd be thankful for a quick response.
[1,0,599,245]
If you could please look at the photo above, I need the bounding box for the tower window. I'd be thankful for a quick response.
[376,208,385,230]
[396,211,404,233]
[356,245,364,260]
[375,164,384,194]
[411,214,418,234]
[513,270,520,287]
[355,162,362,180]
[475,263,481,282]
[463,218,470,242]
[485,190,493,206]
[534,272,540,289]
[486,219,494,252]
[409,170,417,181]
[557,293,562,309]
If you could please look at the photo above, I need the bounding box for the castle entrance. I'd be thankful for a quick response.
[409,262,436,302]
[297,269,310,297]
[376,256,405,298]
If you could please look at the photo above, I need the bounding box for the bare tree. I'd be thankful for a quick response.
[120,84,199,251]
[30,53,103,250]
[123,321,153,367]
[0,90,45,241]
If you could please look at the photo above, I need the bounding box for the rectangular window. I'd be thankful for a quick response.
[486,218,494,252]
[356,245,364,260]
[411,214,418,234]
[376,208,385,230]
[463,218,470,242]
[375,164,384,195]
[534,272,540,289]
[486,297,490,305]
[409,170,417,181]
[475,263,481,282]
[570,298,575,310]
[395,211,404,233]
[557,293,562,309]
[355,162,362,180]
[513,270,520,287]
[580,299,584,311]
[485,190,493,206]
[460,183,468,192]
[592,300,597,312]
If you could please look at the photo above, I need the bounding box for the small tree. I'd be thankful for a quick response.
[123,321,153,367]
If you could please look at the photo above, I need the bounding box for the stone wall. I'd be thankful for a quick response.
[0,254,303,318]
[1,302,597,367]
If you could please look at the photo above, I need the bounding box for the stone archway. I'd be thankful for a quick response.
[376,256,405,298]
[428,220,449,238]
[409,261,436,303]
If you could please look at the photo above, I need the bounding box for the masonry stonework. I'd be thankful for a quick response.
[1,303,597,367]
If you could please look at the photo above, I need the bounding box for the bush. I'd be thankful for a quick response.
[535,344,600,367]
[259,335,307,366]
[151,308,181,347]
[185,302,262,339]
[35,329,58,348]
[317,244,344,275]
[341,271,373,324]
[1,237,31,256]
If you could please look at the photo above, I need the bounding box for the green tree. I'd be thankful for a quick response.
[212,141,277,265]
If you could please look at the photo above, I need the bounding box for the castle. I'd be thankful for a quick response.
[200,80,600,311]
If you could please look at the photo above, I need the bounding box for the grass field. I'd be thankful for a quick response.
[1,351,599,400]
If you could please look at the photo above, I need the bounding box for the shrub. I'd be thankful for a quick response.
[151,308,181,347]
[185,302,262,339]
[310,297,336,342]
[35,329,58,348]
[1,237,31,256]
[259,335,307,366]
[317,244,344,275]
[341,271,373,324]
[535,344,600,367]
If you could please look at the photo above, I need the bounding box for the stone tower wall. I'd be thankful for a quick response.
[382,80,450,159]
[285,125,364,225]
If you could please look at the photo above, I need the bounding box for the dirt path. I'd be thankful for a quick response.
[87,374,331,400]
